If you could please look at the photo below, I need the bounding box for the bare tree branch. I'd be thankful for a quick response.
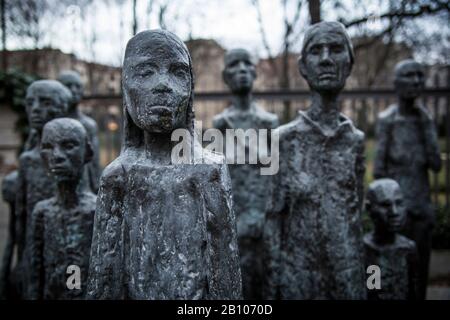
[342,1,449,28]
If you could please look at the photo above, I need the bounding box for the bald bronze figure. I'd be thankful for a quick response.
[58,70,101,193]
[373,59,441,299]
[364,179,419,300]
[213,48,278,299]
[14,80,72,298]
[29,118,96,299]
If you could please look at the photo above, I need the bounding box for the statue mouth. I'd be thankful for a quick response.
[50,166,70,174]
[318,72,336,80]
[147,105,172,114]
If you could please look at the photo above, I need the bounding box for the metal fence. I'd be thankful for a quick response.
[81,88,450,210]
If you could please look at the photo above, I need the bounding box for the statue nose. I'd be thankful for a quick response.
[152,76,173,93]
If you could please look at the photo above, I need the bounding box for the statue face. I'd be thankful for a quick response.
[123,36,191,133]
[58,73,83,106]
[300,32,351,93]
[25,82,68,133]
[41,119,89,183]
[369,183,406,234]
[223,49,256,94]
[394,61,425,100]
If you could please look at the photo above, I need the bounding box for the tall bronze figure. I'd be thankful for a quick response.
[213,48,278,299]
[374,59,441,299]
[87,30,242,299]
[14,80,71,298]
[264,21,366,299]
[29,118,96,299]
[58,70,101,193]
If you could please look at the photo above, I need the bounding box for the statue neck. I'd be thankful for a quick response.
[398,97,417,116]
[231,92,252,111]
[373,227,396,246]
[143,131,176,165]
[68,103,79,118]
[56,179,82,209]
[306,91,340,131]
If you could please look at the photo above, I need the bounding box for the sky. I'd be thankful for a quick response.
[5,0,448,67]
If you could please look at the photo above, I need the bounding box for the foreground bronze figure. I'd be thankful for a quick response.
[264,21,366,299]
[86,30,242,299]
[373,59,441,299]
[213,48,278,299]
[58,70,101,193]
[14,80,72,298]
[29,118,96,299]
[364,178,419,300]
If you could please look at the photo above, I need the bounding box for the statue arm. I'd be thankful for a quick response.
[355,136,366,213]
[373,118,389,179]
[86,120,101,193]
[419,107,441,172]
[86,167,125,299]
[203,164,242,299]
[262,151,287,299]
[28,205,45,299]
[407,243,420,300]
[15,160,27,259]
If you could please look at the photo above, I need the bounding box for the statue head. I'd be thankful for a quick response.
[25,80,72,134]
[122,29,194,149]
[41,118,93,183]
[298,21,354,94]
[58,70,84,108]
[223,48,256,95]
[366,179,406,236]
[394,59,425,100]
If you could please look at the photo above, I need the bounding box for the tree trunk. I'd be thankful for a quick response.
[308,0,321,24]
[1,0,7,71]
[132,0,138,35]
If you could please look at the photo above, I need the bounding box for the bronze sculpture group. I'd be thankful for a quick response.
[0,21,441,300]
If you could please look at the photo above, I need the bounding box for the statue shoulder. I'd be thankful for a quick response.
[212,110,229,129]
[18,149,37,165]
[396,235,417,252]
[198,147,226,166]
[32,197,55,215]
[99,156,129,188]
[378,104,397,122]
[79,113,98,133]
[276,116,306,139]
[254,106,279,128]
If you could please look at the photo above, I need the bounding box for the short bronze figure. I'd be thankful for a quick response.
[373,59,441,299]
[58,70,101,193]
[0,170,18,299]
[86,30,242,299]
[14,80,72,299]
[364,178,419,300]
[213,48,278,299]
[264,21,366,299]
[28,118,96,299]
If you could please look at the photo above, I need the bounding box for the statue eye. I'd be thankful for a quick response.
[41,143,52,150]
[330,45,343,53]
[309,46,321,55]
[62,141,77,149]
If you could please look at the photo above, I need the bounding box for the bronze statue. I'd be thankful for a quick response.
[28,118,96,299]
[264,21,366,299]
[364,178,419,300]
[213,48,278,299]
[14,80,72,298]
[86,30,242,299]
[373,59,441,299]
[58,70,101,193]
